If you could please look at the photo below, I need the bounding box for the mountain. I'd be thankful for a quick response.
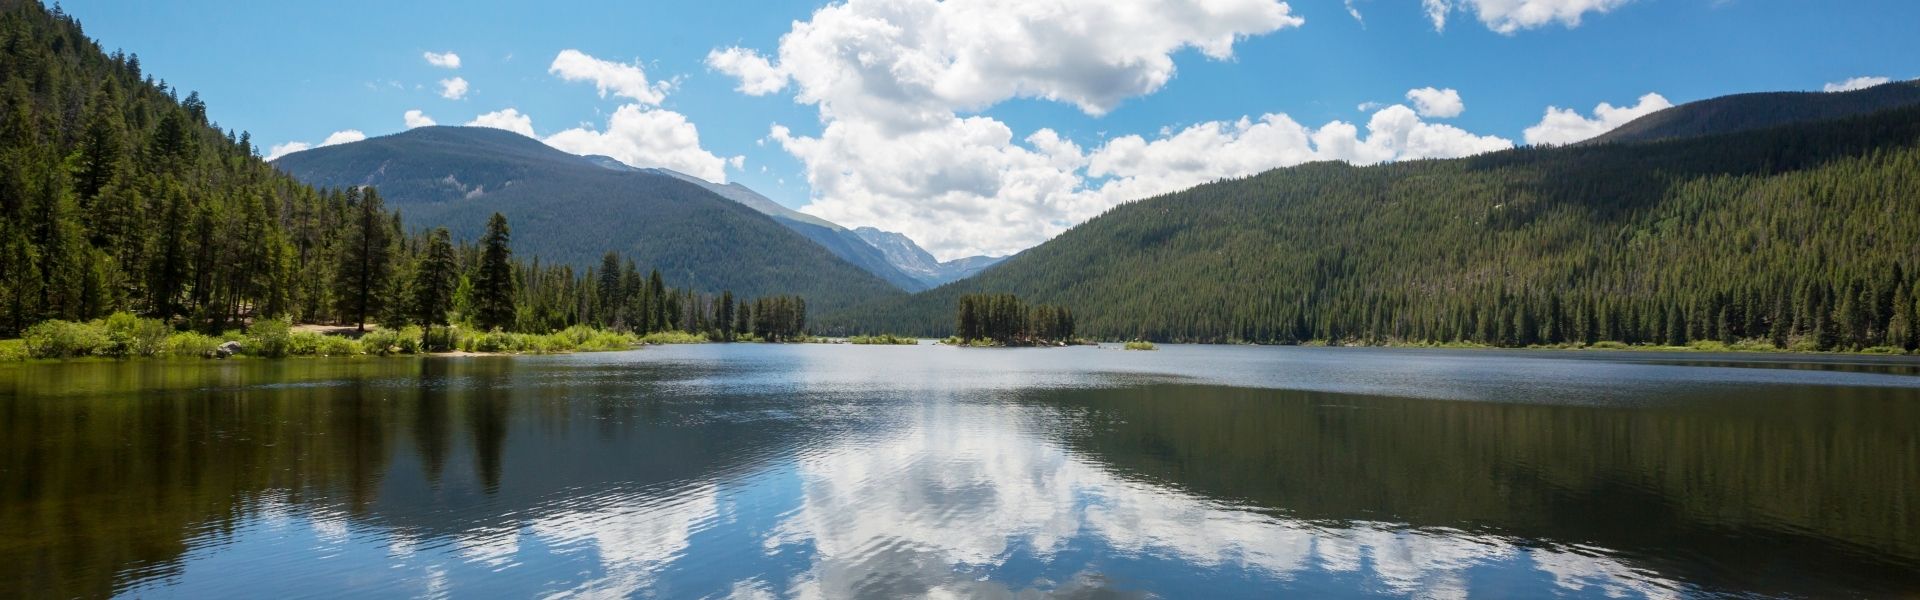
[852,227,1007,288]
[1590,79,1920,145]
[618,165,926,291]
[271,126,903,314]
[828,103,1920,353]
[581,157,1003,291]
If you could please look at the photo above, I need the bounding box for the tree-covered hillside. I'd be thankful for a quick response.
[631,164,928,291]
[0,0,385,335]
[1591,79,1920,144]
[272,126,904,314]
[831,105,1920,352]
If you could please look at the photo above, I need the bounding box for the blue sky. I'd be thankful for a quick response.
[60,0,1920,258]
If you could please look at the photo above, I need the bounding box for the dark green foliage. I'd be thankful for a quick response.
[954,293,1073,345]
[840,105,1920,352]
[270,126,905,314]
[715,291,736,342]
[748,295,807,342]
[471,213,515,331]
[334,187,393,331]
[0,0,335,334]
[412,228,456,328]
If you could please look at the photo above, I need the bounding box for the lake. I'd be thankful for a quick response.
[2,344,1917,598]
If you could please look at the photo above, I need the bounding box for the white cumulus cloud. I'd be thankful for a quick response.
[712,0,1321,259]
[466,108,535,137]
[544,104,740,183]
[1423,0,1451,31]
[1425,0,1631,34]
[548,49,668,105]
[1522,92,1671,146]
[404,109,437,129]
[321,130,367,146]
[453,52,739,183]
[439,76,469,100]
[783,101,1512,260]
[1824,76,1890,93]
[706,47,788,95]
[709,0,1304,129]
[1405,87,1465,118]
[423,51,461,69]
[264,142,310,161]
[264,129,367,161]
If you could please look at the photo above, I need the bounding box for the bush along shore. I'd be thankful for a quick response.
[0,313,678,361]
[0,309,851,362]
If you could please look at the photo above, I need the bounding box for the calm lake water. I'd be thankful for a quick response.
[3,344,1918,599]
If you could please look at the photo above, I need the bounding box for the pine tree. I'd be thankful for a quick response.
[472,212,516,331]
[717,291,735,342]
[1890,283,1917,351]
[334,187,393,331]
[413,228,458,330]
[597,251,621,328]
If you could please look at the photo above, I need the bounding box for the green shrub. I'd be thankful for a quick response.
[165,332,224,357]
[308,333,361,356]
[281,331,362,356]
[1785,337,1822,353]
[1685,340,1731,352]
[1727,339,1782,352]
[23,320,110,358]
[243,317,296,358]
[1124,340,1158,351]
[463,329,519,353]
[0,339,27,361]
[636,330,707,345]
[360,326,423,355]
[1860,345,1906,355]
[421,325,462,352]
[286,331,322,356]
[102,312,171,357]
[558,326,637,351]
[1588,341,1630,350]
[849,334,918,345]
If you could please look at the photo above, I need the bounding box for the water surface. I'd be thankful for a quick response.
[2,345,1916,598]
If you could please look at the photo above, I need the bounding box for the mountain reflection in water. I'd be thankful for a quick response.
[1,344,1915,598]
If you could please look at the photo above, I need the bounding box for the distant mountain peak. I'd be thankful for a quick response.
[852,227,1006,288]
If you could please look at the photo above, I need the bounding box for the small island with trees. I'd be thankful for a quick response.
[943,293,1079,347]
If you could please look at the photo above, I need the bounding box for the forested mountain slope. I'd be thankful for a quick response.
[1590,79,1920,145]
[831,104,1920,352]
[589,157,1003,292]
[0,0,406,334]
[272,126,903,313]
[627,164,927,291]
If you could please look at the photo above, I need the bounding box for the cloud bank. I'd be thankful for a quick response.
[712,0,1527,259]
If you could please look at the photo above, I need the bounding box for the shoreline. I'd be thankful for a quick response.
[4,336,1916,364]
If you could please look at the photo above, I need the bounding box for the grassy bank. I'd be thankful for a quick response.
[0,313,704,361]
